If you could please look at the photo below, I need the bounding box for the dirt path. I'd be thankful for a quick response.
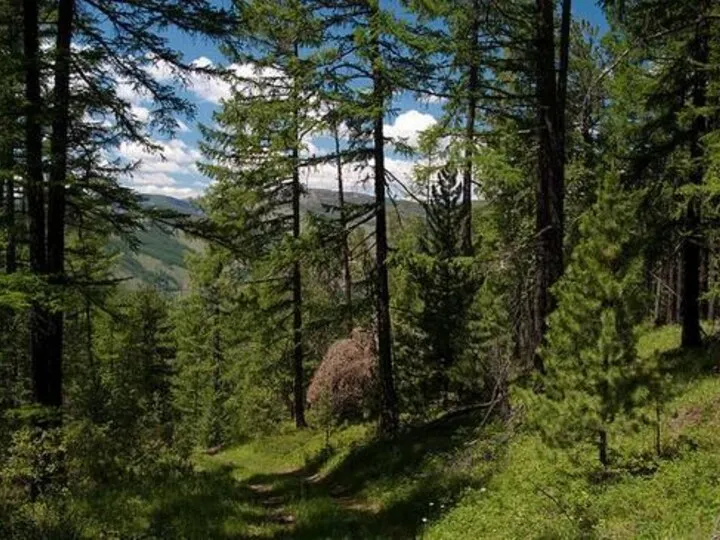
[247,481,297,531]
[245,468,380,537]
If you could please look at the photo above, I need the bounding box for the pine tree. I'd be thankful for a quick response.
[395,167,481,408]
[313,0,428,435]
[200,0,324,428]
[531,175,648,467]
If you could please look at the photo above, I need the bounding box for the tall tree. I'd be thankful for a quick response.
[201,0,323,428]
[311,0,428,434]
[368,0,398,435]
[602,0,715,349]
[533,0,572,373]
[23,0,56,411]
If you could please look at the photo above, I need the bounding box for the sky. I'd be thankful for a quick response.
[121,1,608,200]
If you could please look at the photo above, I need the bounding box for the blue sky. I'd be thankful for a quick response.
[122,1,608,199]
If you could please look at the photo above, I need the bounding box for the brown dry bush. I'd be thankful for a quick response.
[307,328,379,421]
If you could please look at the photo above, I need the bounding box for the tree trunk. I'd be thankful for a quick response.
[3,0,19,275]
[676,255,683,325]
[210,262,224,446]
[533,0,569,373]
[43,0,75,411]
[599,429,608,467]
[2,143,15,274]
[334,122,353,333]
[665,260,675,324]
[681,17,708,349]
[370,4,399,436]
[461,0,480,256]
[24,0,54,411]
[291,41,306,429]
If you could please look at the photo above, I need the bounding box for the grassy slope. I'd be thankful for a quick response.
[114,191,425,291]
[64,325,720,539]
[428,325,720,540]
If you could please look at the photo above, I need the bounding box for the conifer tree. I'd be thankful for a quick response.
[533,0,572,373]
[601,0,718,349]
[395,167,481,407]
[313,0,428,435]
[200,0,324,428]
[531,175,647,467]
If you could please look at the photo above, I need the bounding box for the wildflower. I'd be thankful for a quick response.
[429,502,435,507]
[422,518,428,523]
[480,487,487,493]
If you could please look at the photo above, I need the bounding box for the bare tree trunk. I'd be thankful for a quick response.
[461,0,480,256]
[681,15,707,348]
[370,5,398,436]
[533,0,570,373]
[334,123,353,333]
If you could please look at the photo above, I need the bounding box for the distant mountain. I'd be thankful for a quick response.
[140,194,204,216]
[115,190,424,291]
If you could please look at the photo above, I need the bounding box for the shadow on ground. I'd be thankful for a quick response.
[137,408,502,539]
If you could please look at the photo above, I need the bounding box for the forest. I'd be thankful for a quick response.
[1,0,720,538]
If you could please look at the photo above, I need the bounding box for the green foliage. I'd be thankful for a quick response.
[394,167,482,413]
[527,175,650,466]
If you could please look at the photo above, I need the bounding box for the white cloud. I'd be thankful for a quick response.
[417,94,447,105]
[301,157,416,194]
[384,110,437,147]
[119,138,201,174]
[131,105,151,122]
[135,184,203,198]
[118,137,206,199]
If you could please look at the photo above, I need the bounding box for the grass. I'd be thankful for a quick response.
[427,325,720,539]
[10,325,720,539]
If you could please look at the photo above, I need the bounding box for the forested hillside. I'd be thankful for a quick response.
[1,0,720,538]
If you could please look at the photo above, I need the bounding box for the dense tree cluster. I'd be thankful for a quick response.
[1,0,719,534]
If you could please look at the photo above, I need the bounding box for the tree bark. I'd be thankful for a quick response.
[334,123,353,333]
[210,261,224,446]
[681,16,708,349]
[370,3,399,436]
[2,143,15,274]
[533,0,569,373]
[24,0,54,410]
[461,0,480,256]
[43,0,75,411]
[3,1,19,274]
[291,41,306,429]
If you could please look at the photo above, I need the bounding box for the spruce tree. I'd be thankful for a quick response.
[395,167,481,407]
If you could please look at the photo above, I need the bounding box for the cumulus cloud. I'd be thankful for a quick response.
[301,157,416,194]
[384,110,437,147]
[118,138,206,198]
[146,55,284,105]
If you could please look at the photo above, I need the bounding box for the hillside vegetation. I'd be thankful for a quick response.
[25,325,718,539]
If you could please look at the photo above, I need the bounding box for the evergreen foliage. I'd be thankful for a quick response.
[530,175,649,466]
